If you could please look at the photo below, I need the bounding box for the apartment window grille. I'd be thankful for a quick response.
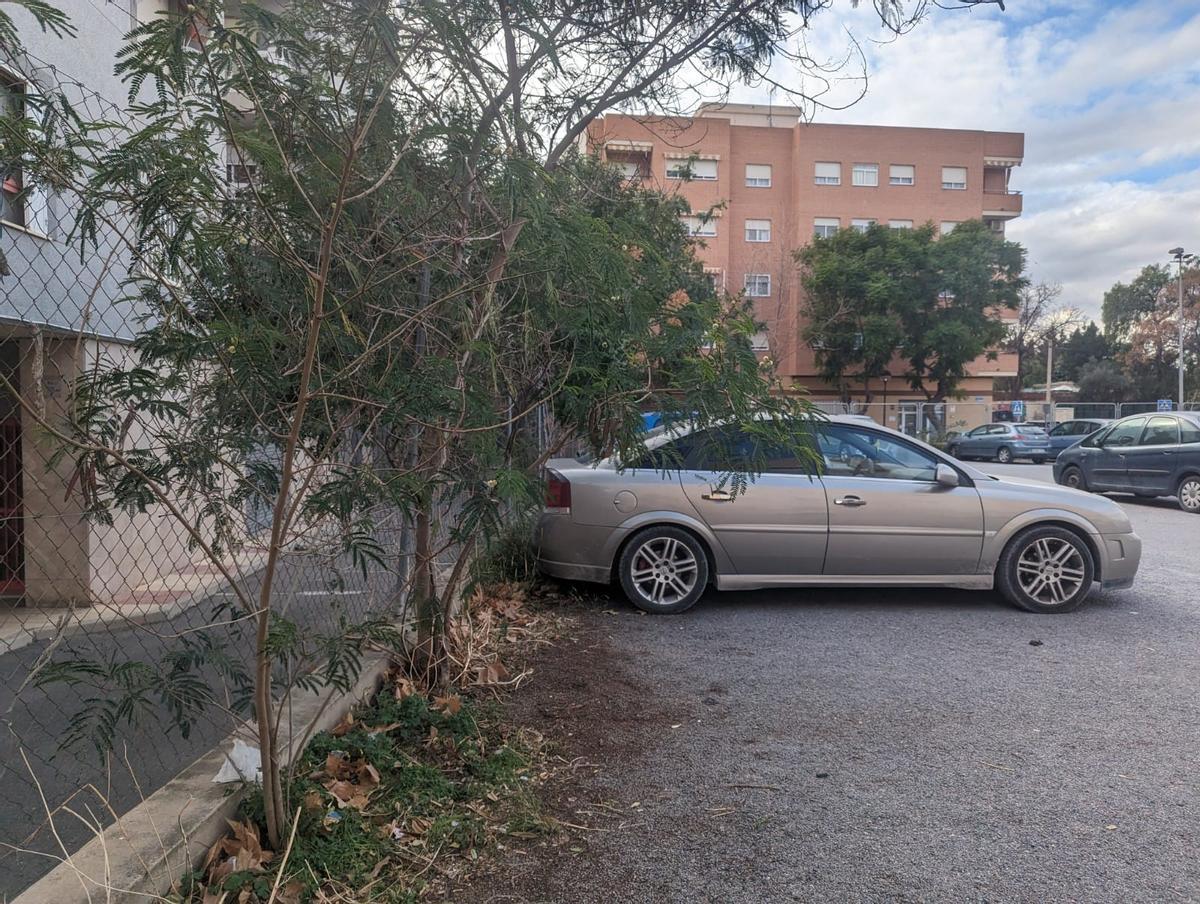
[1,69,50,235]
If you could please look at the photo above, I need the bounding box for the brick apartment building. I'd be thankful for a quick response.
[586,103,1024,415]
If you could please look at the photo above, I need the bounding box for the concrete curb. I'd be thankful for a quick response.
[13,652,391,904]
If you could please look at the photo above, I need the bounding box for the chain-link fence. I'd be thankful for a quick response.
[0,52,464,898]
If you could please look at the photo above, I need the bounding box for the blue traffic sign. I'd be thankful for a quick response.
[1157,399,1175,412]
[1011,400,1026,420]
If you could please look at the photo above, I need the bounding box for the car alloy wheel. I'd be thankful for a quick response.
[1017,537,1087,605]
[997,526,1094,614]
[618,526,709,614]
[996,446,1013,464]
[1179,477,1200,514]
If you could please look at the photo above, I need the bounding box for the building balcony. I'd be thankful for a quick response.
[982,190,1023,219]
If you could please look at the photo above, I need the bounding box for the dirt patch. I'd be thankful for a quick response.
[442,592,675,903]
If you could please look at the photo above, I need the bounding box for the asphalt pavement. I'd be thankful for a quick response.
[474,462,1200,903]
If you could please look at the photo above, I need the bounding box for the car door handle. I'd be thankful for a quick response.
[702,490,734,501]
[834,495,867,507]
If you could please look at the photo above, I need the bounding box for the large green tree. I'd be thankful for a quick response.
[798,220,1026,404]
[5,0,1014,849]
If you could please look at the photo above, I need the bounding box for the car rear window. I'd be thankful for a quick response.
[1016,424,1047,435]
[1182,418,1200,444]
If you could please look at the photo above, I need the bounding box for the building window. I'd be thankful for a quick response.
[889,164,915,185]
[1,69,50,236]
[745,219,771,243]
[889,220,914,229]
[814,217,839,239]
[225,144,259,187]
[681,215,716,237]
[745,164,772,187]
[942,166,967,190]
[704,268,723,291]
[814,162,841,185]
[744,273,771,297]
[750,331,770,351]
[851,218,876,233]
[851,163,879,187]
[667,158,718,181]
[940,221,959,235]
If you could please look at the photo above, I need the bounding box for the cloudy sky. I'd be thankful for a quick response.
[730,0,1200,320]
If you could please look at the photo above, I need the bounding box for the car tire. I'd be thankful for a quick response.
[1032,457,1047,465]
[996,446,1013,464]
[996,526,1095,614]
[618,526,710,614]
[1178,475,1200,514]
[1060,466,1087,491]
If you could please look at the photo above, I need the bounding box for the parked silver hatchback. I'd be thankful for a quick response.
[537,416,1141,614]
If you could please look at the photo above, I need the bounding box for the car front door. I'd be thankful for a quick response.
[819,425,984,576]
[960,425,990,457]
[679,425,829,576]
[1126,416,1179,495]
[1084,417,1146,490]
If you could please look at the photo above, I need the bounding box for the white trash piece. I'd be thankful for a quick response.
[212,739,263,784]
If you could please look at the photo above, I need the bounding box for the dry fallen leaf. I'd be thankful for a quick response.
[473,659,511,686]
[434,693,463,715]
[330,713,355,737]
[394,676,417,701]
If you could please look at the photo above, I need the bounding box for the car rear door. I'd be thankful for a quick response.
[679,426,829,576]
[819,425,984,576]
[1126,416,1180,495]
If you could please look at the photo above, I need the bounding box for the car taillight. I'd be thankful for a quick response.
[545,469,571,514]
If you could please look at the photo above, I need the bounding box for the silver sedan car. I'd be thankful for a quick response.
[537,416,1141,614]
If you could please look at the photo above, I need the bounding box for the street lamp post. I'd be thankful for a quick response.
[1170,247,1186,408]
[881,372,891,422]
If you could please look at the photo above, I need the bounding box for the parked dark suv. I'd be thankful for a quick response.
[1053,413,1200,512]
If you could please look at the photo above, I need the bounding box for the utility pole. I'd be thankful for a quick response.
[1170,247,1186,408]
[1045,336,1054,419]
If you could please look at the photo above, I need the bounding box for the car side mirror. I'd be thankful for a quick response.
[935,463,960,488]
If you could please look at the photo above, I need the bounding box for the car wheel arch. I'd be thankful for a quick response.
[607,516,722,586]
[986,512,1103,582]
[1176,468,1200,490]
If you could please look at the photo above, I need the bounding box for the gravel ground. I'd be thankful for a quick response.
[461,464,1200,904]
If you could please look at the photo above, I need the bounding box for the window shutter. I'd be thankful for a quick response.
[942,166,967,188]
[745,164,772,186]
[889,164,915,184]
[814,162,841,183]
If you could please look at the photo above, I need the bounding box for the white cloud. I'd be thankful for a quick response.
[731,0,1200,317]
